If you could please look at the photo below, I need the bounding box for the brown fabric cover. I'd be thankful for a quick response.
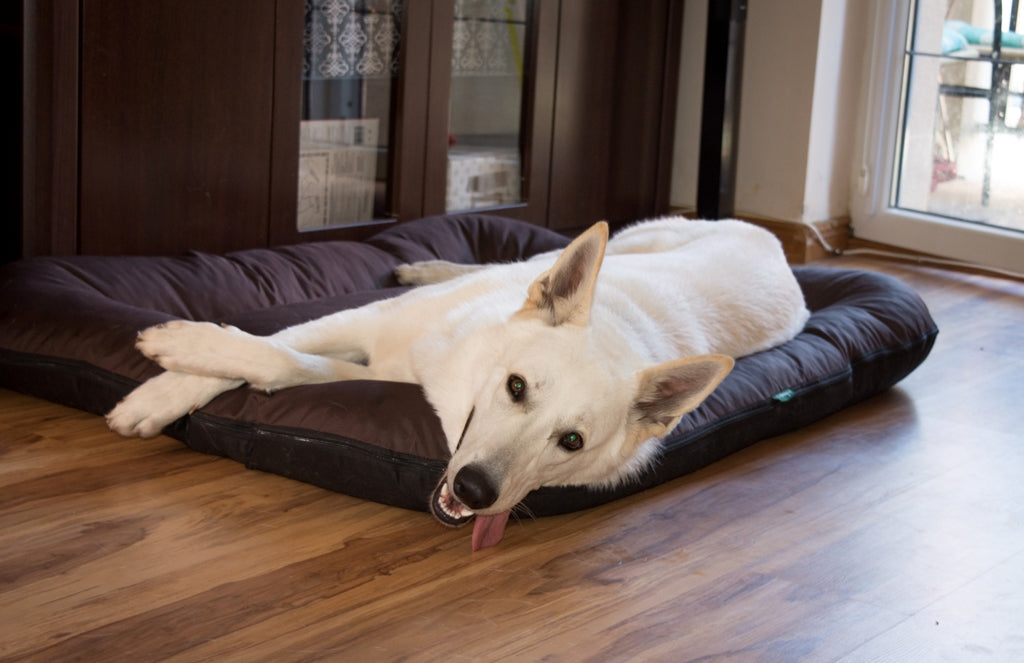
[0,214,938,515]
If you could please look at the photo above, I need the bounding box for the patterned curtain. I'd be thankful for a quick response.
[452,0,529,76]
[303,0,403,80]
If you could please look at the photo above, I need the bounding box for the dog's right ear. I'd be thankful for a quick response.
[628,354,734,442]
[516,221,609,327]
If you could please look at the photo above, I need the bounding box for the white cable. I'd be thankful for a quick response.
[803,218,1024,281]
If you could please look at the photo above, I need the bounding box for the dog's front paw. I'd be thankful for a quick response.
[106,372,242,438]
[107,373,190,437]
[107,399,169,438]
[136,320,239,375]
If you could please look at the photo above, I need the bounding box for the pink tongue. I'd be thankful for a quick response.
[471,511,511,551]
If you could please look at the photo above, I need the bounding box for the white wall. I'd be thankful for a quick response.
[671,0,869,224]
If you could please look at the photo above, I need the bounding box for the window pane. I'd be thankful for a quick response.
[895,0,1024,234]
[298,0,402,230]
[446,0,531,212]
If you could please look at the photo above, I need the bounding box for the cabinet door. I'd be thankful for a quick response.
[269,0,433,245]
[78,0,276,255]
[421,0,557,226]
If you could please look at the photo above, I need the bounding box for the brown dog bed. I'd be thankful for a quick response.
[0,214,937,517]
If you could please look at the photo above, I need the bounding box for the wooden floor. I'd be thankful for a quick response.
[1,255,1022,662]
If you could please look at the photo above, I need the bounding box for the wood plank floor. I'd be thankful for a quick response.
[1,256,1022,662]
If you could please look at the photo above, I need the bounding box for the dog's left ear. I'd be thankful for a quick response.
[629,354,734,440]
[518,221,609,326]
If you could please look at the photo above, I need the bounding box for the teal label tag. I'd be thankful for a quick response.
[772,388,796,403]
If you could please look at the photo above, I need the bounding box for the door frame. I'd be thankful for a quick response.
[851,0,1024,273]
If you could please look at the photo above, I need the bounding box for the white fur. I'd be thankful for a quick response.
[107,217,808,522]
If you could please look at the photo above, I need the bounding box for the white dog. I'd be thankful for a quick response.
[107,217,809,549]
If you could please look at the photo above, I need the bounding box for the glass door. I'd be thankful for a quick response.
[297,0,402,231]
[853,0,1024,272]
[445,0,532,212]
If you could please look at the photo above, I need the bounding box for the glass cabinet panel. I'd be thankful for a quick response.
[446,0,532,212]
[298,0,401,231]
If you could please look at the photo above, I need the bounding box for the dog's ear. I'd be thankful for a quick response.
[517,221,609,326]
[629,355,734,440]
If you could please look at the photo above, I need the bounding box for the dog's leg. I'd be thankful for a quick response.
[394,260,485,285]
[136,320,374,392]
[109,309,380,437]
[106,371,244,438]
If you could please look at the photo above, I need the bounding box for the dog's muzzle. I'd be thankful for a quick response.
[429,465,511,551]
[429,464,497,526]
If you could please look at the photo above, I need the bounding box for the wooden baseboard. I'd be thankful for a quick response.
[667,208,850,264]
[740,216,850,263]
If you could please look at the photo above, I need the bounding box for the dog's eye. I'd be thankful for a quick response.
[558,431,584,452]
[507,374,526,401]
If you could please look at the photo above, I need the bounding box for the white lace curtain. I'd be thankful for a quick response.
[303,0,402,80]
[303,0,528,80]
[452,0,529,77]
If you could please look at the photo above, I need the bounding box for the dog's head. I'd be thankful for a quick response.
[429,222,733,549]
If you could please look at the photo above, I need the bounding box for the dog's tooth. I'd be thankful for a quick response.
[436,482,473,521]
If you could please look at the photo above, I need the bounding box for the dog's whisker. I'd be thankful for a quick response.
[510,502,537,524]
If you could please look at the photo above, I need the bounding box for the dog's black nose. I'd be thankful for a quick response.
[452,464,498,510]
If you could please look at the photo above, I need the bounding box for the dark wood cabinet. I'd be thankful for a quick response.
[78,0,277,255]
[22,0,681,258]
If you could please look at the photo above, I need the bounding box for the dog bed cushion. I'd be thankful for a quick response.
[0,214,938,516]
